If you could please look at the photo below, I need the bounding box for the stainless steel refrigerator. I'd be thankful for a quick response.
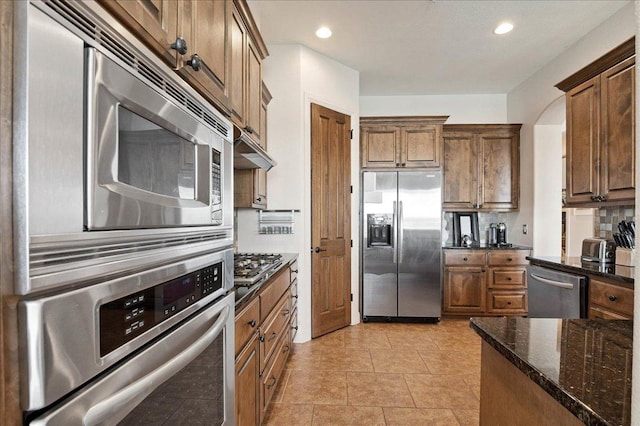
[362,171,442,320]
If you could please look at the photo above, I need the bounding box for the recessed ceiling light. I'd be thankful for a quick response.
[315,27,332,39]
[494,22,514,35]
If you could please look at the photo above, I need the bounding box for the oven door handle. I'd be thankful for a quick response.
[83,305,230,426]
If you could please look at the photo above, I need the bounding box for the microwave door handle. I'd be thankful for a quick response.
[83,305,230,426]
[530,273,575,290]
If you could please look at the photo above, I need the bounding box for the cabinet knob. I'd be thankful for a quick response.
[282,309,290,316]
[292,294,299,299]
[248,319,256,328]
[256,197,262,202]
[170,37,188,55]
[396,162,400,166]
[463,257,468,261]
[292,325,299,330]
[507,277,512,281]
[599,195,606,202]
[244,126,255,134]
[292,269,299,273]
[259,334,265,342]
[266,375,277,389]
[268,331,278,342]
[507,257,513,261]
[608,294,618,302]
[402,162,406,167]
[186,54,202,71]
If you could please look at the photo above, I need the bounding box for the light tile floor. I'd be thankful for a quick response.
[264,319,481,425]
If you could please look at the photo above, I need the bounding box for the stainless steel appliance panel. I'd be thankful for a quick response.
[363,172,398,317]
[20,248,233,410]
[26,5,85,235]
[397,172,442,317]
[27,292,235,426]
[86,49,232,230]
[527,265,586,318]
[362,171,442,319]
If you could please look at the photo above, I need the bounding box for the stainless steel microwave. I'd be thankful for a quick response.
[85,48,232,230]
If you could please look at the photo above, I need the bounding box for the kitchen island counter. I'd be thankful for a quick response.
[471,317,632,426]
[527,256,634,286]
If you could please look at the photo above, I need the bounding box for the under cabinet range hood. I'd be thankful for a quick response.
[233,130,276,171]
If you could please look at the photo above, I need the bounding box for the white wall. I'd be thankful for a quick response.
[507,2,635,251]
[237,44,360,343]
[360,94,507,123]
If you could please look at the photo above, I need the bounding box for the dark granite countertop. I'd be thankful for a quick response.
[443,244,532,250]
[471,317,632,426]
[527,256,634,286]
[234,253,298,311]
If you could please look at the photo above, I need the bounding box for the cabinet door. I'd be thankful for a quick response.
[98,0,179,68]
[236,334,260,426]
[442,132,478,210]
[400,126,440,168]
[600,57,635,202]
[566,77,600,204]
[229,5,247,126]
[443,267,485,313]
[246,37,262,140]
[178,0,230,113]
[479,131,519,210]
[361,126,401,168]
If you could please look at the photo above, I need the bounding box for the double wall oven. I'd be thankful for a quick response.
[14,1,235,424]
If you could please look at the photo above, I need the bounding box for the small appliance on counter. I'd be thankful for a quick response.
[581,238,616,263]
[487,222,512,247]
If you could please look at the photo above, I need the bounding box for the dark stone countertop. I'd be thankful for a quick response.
[443,244,532,250]
[527,256,634,286]
[234,253,298,310]
[471,317,633,426]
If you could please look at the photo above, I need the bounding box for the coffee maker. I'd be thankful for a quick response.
[497,223,507,245]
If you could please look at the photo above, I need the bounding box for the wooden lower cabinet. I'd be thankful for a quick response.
[443,249,529,316]
[235,257,298,425]
[235,333,260,426]
[588,277,633,319]
[443,267,485,313]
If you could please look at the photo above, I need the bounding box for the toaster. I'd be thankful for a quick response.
[581,238,616,263]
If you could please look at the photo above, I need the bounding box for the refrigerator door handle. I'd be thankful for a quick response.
[393,201,398,263]
[398,200,404,263]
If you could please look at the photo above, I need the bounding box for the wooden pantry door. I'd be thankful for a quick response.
[310,103,352,338]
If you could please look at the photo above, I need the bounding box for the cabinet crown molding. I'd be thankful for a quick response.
[555,37,634,92]
[360,115,449,127]
[443,124,522,133]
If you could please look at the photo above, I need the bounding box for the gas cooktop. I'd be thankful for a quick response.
[234,253,283,286]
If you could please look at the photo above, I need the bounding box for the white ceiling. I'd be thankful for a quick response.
[248,0,630,96]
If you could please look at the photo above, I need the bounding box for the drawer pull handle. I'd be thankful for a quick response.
[266,375,277,389]
[268,331,278,342]
[608,295,618,302]
[507,302,512,305]
[463,257,468,261]
[248,320,257,328]
[507,257,513,261]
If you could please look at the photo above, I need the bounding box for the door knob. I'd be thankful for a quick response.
[313,247,327,253]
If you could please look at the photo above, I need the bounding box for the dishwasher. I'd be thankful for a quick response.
[527,265,587,318]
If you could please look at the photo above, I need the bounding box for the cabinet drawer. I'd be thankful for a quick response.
[235,296,260,356]
[444,250,485,266]
[589,279,633,317]
[260,328,291,422]
[487,290,527,313]
[487,251,529,266]
[489,268,526,288]
[290,260,298,283]
[589,306,632,320]
[260,293,291,373]
[259,267,290,322]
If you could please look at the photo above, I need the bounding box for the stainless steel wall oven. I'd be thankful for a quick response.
[13,1,237,424]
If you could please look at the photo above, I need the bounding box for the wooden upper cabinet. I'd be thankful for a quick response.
[557,37,635,206]
[360,116,448,169]
[566,77,600,204]
[600,57,635,202]
[98,0,231,114]
[442,131,478,209]
[229,0,268,145]
[177,0,230,113]
[443,124,521,211]
[98,0,179,68]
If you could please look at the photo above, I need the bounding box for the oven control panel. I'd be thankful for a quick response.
[99,261,223,356]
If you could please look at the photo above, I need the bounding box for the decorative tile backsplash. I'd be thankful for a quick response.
[595,205,635,240]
